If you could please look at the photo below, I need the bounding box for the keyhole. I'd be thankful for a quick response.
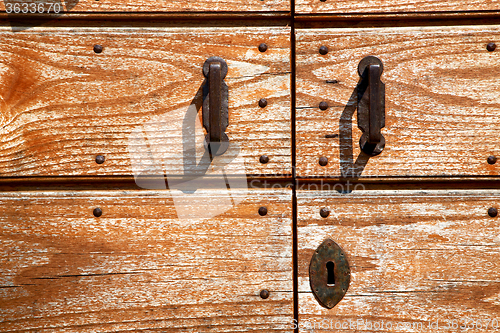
[326,261,335,286]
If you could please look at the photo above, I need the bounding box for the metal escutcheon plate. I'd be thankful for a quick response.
[309,238,350,309]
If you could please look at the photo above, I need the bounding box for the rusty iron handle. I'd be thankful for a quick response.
[203,57,229,156]
[209,62,222,145]
[368,64,382,144]
[357,56,385,156]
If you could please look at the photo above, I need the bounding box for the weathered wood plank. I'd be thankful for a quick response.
[298,189,500,332]
[295,0,500,14]
[0,27,291,177]
[0,188,293,331]
[0,0,289,13]
[296,26,500,178]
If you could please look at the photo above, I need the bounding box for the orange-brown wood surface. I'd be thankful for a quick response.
[295,0,500,14]
[0,27,291,178]
[298,189,500,332]
[0,188,293,331]
[296,26,500,178]
[0,0,289,14]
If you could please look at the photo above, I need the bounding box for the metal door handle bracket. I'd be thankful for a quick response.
[202,56,229,156]
[357,56,385,156]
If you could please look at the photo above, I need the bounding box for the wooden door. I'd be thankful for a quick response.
[297,188,500,332]
[1,0,500,331]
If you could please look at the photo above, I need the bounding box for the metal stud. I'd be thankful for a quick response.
[487,155,497,165]
[258,43,268,52]
[319,101,328,110]
[319,156,328,166]
[259,98,268,108]
[93,45,103,53]
[320,208,330,218]
[488,207,498,217]
[319,46,328,55]
[487,42,496,52]
[259,207,268,216]
[96,155,105,164]
[260,155,269,164]
[93,207,103,217]
[260,289,270,299]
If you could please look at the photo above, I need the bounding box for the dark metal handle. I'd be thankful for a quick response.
[357,56,385,156]
[203,57,229,156]
[209,62,222,145]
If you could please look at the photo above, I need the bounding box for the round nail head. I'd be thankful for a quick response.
[96,155,105,164]
[319,156,328,166]
[260,155,269,164]
[259,98,268,108]
[93,44,103,53]
[319,101,328,110]
[259,207,268,216]
[487,42,496,52]
[259,43,268,52]
[488,207,498,217]
[320,208,330,218]
[93,207,102,217]
[260,289,270,299]
[319,46,328,55]
[487,155,497,165]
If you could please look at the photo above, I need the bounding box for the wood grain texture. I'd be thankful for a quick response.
[296,26,500,178]
[0,0,289,13]
[297,189,500,332]
[0,27,291,177]
[295,0,500,14]
[0,188,293,331]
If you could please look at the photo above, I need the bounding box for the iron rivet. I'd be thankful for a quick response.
[95,155,105,164]
[319,156,328,166]
[319,101,328,110]
[93,207,102,217]
[259,98,268,108]
[487,155,497,165]
[260,155,269,164]
[93,44,103,53]
[320,208,330,218]
[487,42,496,52]
[488,207,498,217]
[259,207,268,216]
[319,46,328,55]
[258,43,268,52]
[260,289,270,299]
